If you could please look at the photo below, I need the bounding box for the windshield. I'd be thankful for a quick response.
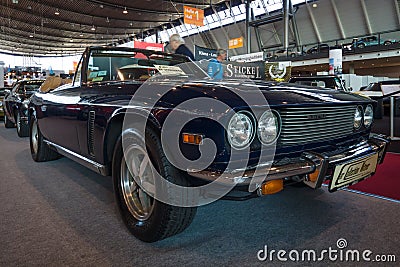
[87,49,207,83]
[17,81,44,94]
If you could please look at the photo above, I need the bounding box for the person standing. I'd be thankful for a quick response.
[207,48,227,80]
[169,34,195,61]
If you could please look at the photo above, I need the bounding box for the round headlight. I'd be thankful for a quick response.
[227,112,254,149]
[354,106,363,129]
[258,110,280,144]
[364,104,373,128]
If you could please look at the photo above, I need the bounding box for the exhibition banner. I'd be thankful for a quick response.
[329,49,342,75]
[265,61,292,82]
[184,6,204,26]
[194,45,218,61]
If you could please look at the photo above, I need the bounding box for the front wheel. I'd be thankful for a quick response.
[4,113,15,128]
[17,112,29,137]
[30,115,60,162]
[112,128,197,242]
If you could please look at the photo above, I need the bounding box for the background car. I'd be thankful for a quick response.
[354,81,400,118]
[271,49,302,59]
[288,75,348,91]
[352,35,395,49]
[3,79,44,137]
[306,43,330,54]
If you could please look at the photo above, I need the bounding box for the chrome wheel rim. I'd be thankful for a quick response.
[121,145,155,221]
[31,120,38,154]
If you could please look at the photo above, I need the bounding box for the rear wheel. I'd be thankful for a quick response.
[113,128,197,242]
[17,112,29,137]
[30,115,60,162]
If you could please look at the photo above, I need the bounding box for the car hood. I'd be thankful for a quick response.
[173,80,373,108]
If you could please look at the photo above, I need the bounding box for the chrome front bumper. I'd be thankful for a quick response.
[188,134,390,188]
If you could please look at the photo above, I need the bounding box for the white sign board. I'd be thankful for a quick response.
[230,52,264,62]
[154,65,186,76]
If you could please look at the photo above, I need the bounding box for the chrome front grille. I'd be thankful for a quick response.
[278,105,356,146]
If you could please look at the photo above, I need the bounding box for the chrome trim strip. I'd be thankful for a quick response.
[44,140,109,176]
[188,161,316,186]
[188,135,390,187]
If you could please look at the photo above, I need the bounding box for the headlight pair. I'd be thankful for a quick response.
[354,104,373,129]
[227,110,280,149]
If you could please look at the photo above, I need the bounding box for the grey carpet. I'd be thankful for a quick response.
[0,126,399,267]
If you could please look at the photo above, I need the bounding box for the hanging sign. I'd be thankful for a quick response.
[194,45,218,61]
[184,6,204,26]
[228,37,244,49]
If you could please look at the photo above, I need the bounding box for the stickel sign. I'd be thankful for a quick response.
[224,61,265,80]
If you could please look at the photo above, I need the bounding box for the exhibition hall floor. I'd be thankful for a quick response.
[0,126,399,266]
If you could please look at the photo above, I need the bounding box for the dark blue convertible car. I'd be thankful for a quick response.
[28,46,389,242]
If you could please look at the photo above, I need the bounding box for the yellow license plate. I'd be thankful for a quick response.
[329,153,379,192]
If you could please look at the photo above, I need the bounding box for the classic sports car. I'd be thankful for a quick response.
[351,35,395,49]
[306,43,330,54]
[3,79,45,137]
[28,46,389,242]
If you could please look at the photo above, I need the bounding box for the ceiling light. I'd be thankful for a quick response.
[70,39,73,42]
[123,7,128,14]
[79,32,83,37]
[29,34,33,38]
[312,3,317,8]
[55,9,60,15]
[91,25,96,31]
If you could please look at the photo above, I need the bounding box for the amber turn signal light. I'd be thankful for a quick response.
[182,133,203,145]
[260,179,283,195]
[308,168,320,182]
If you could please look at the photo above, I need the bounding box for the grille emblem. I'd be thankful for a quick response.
[307,114,327,120]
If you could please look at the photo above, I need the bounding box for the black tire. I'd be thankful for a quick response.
[4,113,15,128]
[112,128,197,242]
[30,115,60,162]
[17,112,29,137]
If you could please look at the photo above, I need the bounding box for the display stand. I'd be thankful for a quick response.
[390,97,400,140]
